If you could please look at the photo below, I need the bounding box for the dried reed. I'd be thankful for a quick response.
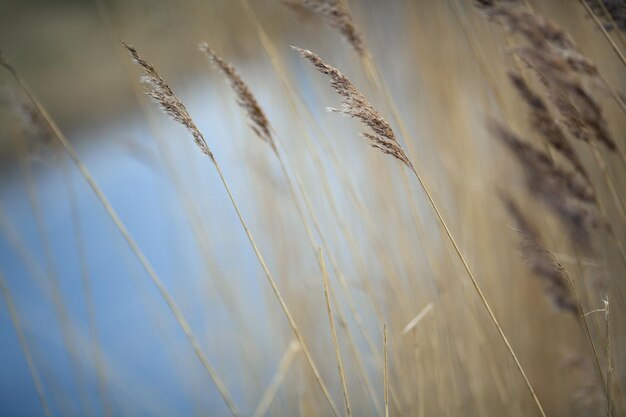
[295,46,548,417]
[401,303,434,336]
[293,47,412,168]
[291,0,366,57]
[1,49,243,417]
[604,297,612,417]
[10,113,94,417]
[0,269,53,417]
[198,42,383,413]
[508,72,589,182]
[252,339,301,417]
[503,196,610,406]
[199,43,275,149]
[383,323,389,417]
[125,42,341,417]
[319,248,352,417]
[489,120,600,246]
[214,10,405,405]
[502,197,577,315]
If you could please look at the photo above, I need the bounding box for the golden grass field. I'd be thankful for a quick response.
[0,0,625,416]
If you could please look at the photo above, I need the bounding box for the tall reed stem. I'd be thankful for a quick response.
[209,157,342,417]
[348,25,549,417]
[383,323,389,417]
[319,248,352,417]
[0,56,243,417]
[0,269,54,417]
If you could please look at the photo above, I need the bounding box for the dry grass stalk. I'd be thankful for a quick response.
[503,197,577,315]
[515,48,617,152]
[125,42,341,417]
[0,270,54,417]
[293,47,412,168]
[401,303,434,336]
[589,0,626,32]
[503,197,609,400]
[318,248,352,417]
[198,43,385,414]
[579,0,626,68]
[383,323,389,417]
[483,3,620,152]
[508,72,589,181]
[288,0,366,57]
[197,34,396,410]
[199,43,275,150]
[2,48,243,417]
[487,4,600,78]
[123,43,214,160]
[605,297,612,417]
[10,88,113,417]
[296,47,548,417]
[489,121,600,246]
[252,340,301,417]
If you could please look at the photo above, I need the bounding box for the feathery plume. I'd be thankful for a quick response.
[488,5,599,78]
[199,43,275,150]
[123,42,214,160]
[481,4,617,151]
[490,121,600,245]
[290,0,366,56]
[503,197,577,315]
[508,72,588,181]
[293,47,412,168]
[280,0,316,21]
[516,48,616,151]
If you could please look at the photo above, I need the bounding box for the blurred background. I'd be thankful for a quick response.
[0,0,625,416]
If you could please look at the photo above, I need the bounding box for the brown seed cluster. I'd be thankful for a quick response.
[508,72,588,182]
[503,197,577,315]
[294,47,412,169]
[287,0,366,57]
[484,4,616,151]
[123,42,214,160]
[490,121,600,246]
[515,48,616,151]
[199,43,275,151]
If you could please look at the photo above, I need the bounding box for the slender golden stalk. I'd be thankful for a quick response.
[199,43,389,413]
[296,47,547,417]
[52,145,112,417]
[401,303,434,336]
[0,52,243,417]
[578,0,626,68]
[252,339,301,417]
[125,43,341,417]
[240,0,408,327]
[319,248,352,417]
[213,5,408,405]
[329,288,384,417]
[383,323,389,417]
[211,147,342,417]
[281,152,403,410]
[562,269,607,396]
[11,130,94,417]
[605,297,612,417]
[0,269,54,417]
[592,0,626,48]
[93,3,266,396]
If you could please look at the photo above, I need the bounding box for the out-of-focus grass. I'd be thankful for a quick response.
[0,1,624,416]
